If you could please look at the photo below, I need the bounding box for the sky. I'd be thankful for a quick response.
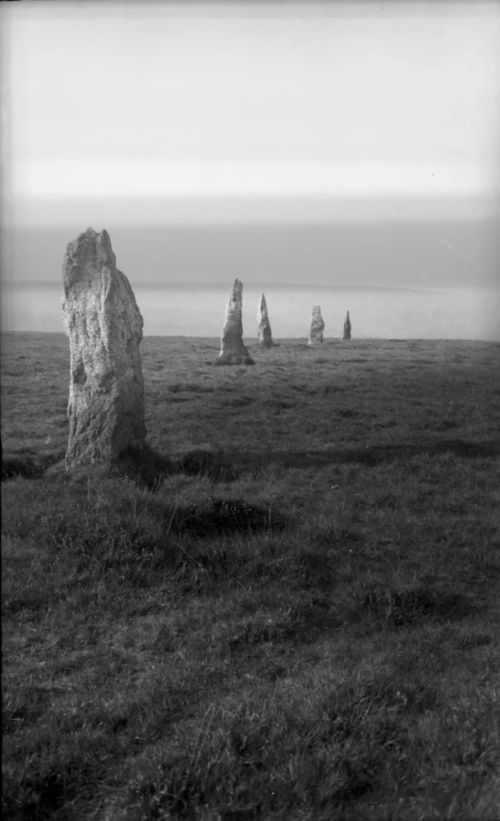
[1,0,500,288]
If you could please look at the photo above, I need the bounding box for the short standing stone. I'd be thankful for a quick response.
[63,227,146,469]
[216,278,254,365]
[257,293,274,348]
[308,305,325,346]
[343,310,352,340]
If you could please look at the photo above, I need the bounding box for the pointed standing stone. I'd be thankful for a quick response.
[216,278,254,365]
[343,310,352,340]
[308,305,325,346]
[63,227,146,469]
[257,293,274,348]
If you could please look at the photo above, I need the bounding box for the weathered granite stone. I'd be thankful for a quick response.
[216,278,254,365]
[63,227,146,469]
[257,293,274,348]
[343,310,352,340]
[308,305,325,346]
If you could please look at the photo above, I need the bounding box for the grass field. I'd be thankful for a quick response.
[2,332,500,820]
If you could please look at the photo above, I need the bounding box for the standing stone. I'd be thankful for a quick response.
[343,310,352,340]
[216,278,254,365]
[257,293,274,348]
[308,305,325,346]
[63,227,146,470]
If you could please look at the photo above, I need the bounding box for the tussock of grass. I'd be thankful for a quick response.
[2,334,500,819]
[356,585,477,629]
[166,496,287,537]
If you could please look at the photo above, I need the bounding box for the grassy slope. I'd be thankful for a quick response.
[2,333,500,820]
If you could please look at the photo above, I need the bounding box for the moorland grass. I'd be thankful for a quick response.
[2,332,500,820]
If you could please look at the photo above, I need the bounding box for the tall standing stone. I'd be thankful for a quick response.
[308,305,325,346]
[343,310,352,340]
[63,227,146,469]
[257,293,274,348]
[216,278,254,365]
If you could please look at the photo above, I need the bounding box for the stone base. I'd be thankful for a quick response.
[215,353,255,366]
[46,444,172,490]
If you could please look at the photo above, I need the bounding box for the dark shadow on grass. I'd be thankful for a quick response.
[2,452,62,480]
[2,454,40,480]
[176,439,500,479]
[167,497,287,537]
[177,450,240,481]
[116,445,174,490]
[358,586,478,629]
[6,438,497,488]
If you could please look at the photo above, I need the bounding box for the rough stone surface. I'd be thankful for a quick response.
[308,305,325,346]
[343,310,352,340]
[216,278,254,365]
[257,293,274,348]
[63,227,146,469]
